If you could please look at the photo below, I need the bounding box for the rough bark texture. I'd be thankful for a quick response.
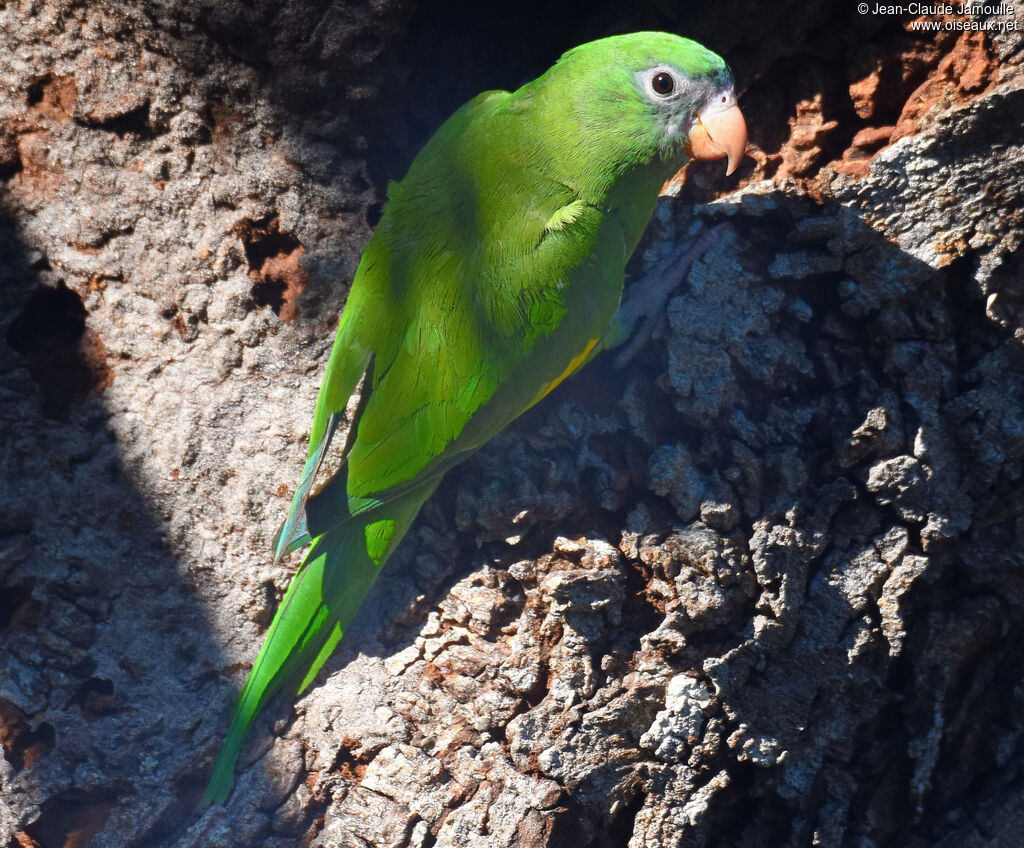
[2,2,1023,846]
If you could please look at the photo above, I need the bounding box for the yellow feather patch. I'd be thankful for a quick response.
[532,337,600,406]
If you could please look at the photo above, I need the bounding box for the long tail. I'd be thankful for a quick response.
[202,483,434,805]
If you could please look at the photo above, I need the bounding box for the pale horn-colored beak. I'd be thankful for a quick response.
[684,101,748,176]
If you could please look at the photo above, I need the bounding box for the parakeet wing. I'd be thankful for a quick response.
[279,89,623,547]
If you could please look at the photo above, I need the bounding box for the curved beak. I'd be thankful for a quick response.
[684,101,748,176]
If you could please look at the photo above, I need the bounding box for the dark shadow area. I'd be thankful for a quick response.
[4,279,106,421]
[0,211,227,846]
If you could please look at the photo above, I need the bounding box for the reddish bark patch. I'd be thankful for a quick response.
[0,700,55,770]
[892,22,999,141]
[830,15,1000,177]
[832,125,896,178]
[849,61,883,120]
[26,73,78,123]
[515,809,559,844]
[333,737,371,782]
[0,72,77,186]
[776,93,840,182]
[236,214,308,322]
[933,234,972,266]
[13,131,65,202]
[222,661,252,677]
[79,329,114,391]
[209,101,248,148]
[660,165,688,197]
[170,311,188,337]
[664,10,1008,200]
[70,678,118,722]
[23,791,117,848]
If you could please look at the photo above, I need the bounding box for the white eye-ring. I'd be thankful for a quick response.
[642,66,682,100]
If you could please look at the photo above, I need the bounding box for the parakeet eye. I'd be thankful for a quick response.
[652,72,675,95]
[641,66,683,101]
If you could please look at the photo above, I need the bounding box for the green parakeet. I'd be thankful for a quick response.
[204,30,746,804]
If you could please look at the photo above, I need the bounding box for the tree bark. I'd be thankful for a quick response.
[1,2,1022,846]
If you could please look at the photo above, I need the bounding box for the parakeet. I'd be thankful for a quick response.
[204,30,746,804]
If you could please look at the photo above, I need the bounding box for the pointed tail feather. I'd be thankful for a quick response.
[203,482,434,805]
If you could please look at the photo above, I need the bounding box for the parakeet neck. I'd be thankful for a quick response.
[603,159,675,254]
[515,76,683,239]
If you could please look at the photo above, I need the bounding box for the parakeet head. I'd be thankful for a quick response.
[541,31,747,175]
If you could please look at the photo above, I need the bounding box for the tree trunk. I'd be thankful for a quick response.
[2,2,1022,846]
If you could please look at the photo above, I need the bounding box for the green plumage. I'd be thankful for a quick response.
[205,31,733,804]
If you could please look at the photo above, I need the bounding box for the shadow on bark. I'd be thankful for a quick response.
[0,212,224,846]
